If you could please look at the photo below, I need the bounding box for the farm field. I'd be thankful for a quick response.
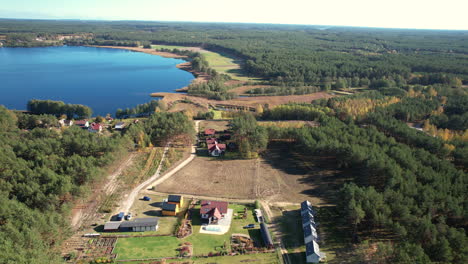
[156,143,338,205]
[113,203,264,261]
[199,120,230,132]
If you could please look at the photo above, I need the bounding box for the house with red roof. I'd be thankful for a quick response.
[204,128,216,136]
[208,142,226,157]
[200,200,228,224]
[74,120,89,128]
[88,123,103,133]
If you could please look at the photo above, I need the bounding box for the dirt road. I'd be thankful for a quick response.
[116,120,200,214]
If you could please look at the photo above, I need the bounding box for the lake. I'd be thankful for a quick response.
[0,46,194,116]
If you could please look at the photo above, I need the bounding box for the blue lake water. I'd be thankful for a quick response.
[0,46,193,116]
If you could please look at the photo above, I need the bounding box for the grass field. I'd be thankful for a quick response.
[152,44,257,81]
[116,253,280,264]
[114,236,180,259]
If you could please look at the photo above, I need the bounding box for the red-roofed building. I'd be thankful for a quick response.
[204,128,216,136]
[74,120,89,128]
[208,143,226,157]
[88,123,103,133]
[200,200,228,224]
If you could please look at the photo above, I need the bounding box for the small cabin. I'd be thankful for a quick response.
[167,195,184,207]
[162,202,179,216]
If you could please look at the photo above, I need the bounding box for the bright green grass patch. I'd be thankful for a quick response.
[116,252,280,264]
[114,236,180,260]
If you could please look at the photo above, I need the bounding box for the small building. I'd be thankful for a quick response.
[204,128,216,136]
[301,200,324,263]
[162,202,179,216]
[200,200,228,224]
[75,120,89,128]
[88,123,103,133]
[103,221,121,232]
[306,240,322,263]
[260,222,274,248]
[207,142,226,157]
[114,122,126,130]
[59,119,73,127]
[119,218,159,232]
[303,223,319,243]
[167,195,184,207]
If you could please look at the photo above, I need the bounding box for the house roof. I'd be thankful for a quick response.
[104,221,121,230]
[209,207,222,219]
[162,202,177,211]
[208,143,226,152]
[305,240,320,256]
[75,120,88,125]
[90,123,102,130]
[200,200,228,215]
[119,218,159,228]
[168,195,182,203]
[204,128,216,135]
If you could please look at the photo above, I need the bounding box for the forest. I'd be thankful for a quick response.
[0,102,195,263]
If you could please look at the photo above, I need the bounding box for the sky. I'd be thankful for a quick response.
[0,0,467,30]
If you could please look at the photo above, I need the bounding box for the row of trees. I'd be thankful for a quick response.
[115,100,165,118]
[187,74,237,100]
[27,99,92,119]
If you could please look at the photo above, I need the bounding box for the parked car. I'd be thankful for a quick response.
[143,196,151,201]
[116,212,125,221]
[125,213,132,220]
[243,224,256,229]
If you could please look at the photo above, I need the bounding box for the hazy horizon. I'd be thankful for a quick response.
[1,0,467,31]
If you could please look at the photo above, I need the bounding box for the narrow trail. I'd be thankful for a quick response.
[70,153,136,229]
[261,200,292,264]
[116,120,200,214]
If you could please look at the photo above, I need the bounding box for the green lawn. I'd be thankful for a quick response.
[114,236,180,259]
[116,252,280,264]
[182,204,261,255]
[113,203,262,260]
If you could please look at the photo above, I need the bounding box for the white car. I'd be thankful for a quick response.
[125,213,132,220]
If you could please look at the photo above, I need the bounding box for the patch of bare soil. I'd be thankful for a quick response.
[156,143,341,205]
[151,92,333,111]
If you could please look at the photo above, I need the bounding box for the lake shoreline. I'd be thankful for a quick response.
[87,45,210,93]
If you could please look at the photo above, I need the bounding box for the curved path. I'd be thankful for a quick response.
[116,120,200,214]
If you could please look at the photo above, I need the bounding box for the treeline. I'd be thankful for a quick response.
[0,105,124,263]
[261,104,331,121]
[115,100,164,118]
[230,113,268,158]
[27,99,92,119]
[124,111,195,148]
[187,75,237,100]
[246,85,321,96]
